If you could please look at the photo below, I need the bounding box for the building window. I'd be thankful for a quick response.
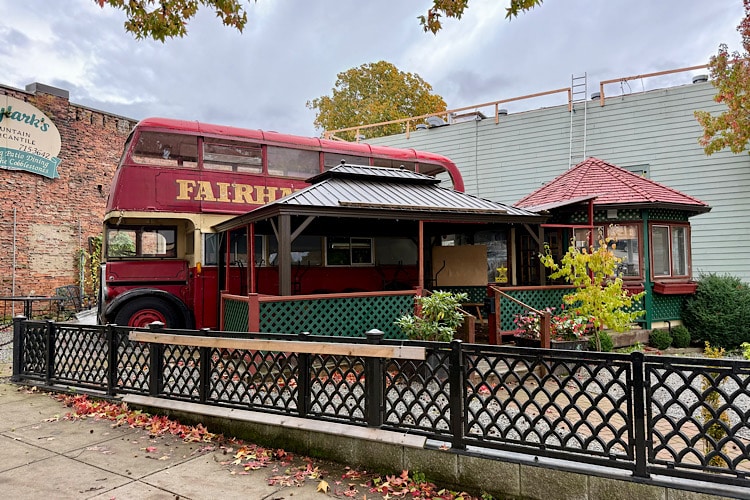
[326,237,373,266]
[652,224,689,278]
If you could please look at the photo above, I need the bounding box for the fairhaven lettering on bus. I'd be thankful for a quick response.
[175,179,295,205]
[0,96,62,179]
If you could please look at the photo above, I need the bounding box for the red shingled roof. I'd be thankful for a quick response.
[515,157,710,213]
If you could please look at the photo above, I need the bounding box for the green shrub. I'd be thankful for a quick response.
[670,325,691,348]
[649,328,673,350]
[682,273,750,349]
[588,330,614,352]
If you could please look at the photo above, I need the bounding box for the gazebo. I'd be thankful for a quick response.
[212,163,546,337]
[515,157,711,330]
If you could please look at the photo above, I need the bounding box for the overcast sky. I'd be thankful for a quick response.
[0,0,744,137]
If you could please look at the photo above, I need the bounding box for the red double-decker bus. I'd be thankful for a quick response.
[100,117,464,329]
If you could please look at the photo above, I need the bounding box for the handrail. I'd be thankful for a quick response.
[323,64,709,140]
[323,87,572,141]
[488,285,551,348]
[598,64,709,106]
[129,331,426,360]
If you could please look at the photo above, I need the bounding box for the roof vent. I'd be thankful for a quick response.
[692,74,709,84]
[415,123,428,130]
[590,92,601,100]
[425,116,448,128]
[498,109,508,116]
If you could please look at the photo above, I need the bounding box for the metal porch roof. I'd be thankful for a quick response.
[215,164,544,232]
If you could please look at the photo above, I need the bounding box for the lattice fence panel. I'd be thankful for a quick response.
[646,358,750,479]
[649,209,689,222]
[223,298,249,332]
[161,345,202,401]
[115,327,151,394]
[54,325,108,388]
[209,349,299,412]
[651,294,684,321]
[308,354,367,423]
[434,286,486,304]
[462,345,635,460]
[499,288,571,331]
[383,347,452,437]
[260,294,414,338]
[21,321,48,379]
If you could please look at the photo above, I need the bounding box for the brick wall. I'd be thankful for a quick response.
[0,83,137,300]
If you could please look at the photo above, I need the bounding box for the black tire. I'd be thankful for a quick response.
[114,297,184,328]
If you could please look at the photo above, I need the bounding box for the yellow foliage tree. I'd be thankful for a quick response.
[307,61,446,140]
[539,238,645,351]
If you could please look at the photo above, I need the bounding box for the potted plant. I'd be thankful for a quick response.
[395,290,468,342]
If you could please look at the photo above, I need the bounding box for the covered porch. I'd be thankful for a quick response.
[212,164,547,338]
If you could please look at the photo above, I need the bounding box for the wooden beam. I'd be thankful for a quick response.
[290,216,315,242]
[129,331,426,360]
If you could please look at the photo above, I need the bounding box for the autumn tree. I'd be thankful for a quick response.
[421,0,542,33]
[306,61,447,140]
[695,0,750,155]
[95,0,543,41]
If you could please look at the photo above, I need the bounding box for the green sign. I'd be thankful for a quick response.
[0,147,60,178]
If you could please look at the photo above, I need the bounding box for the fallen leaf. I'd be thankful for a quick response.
[317,480,330,493]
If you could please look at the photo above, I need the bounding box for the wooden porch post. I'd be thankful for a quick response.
[248,293,259,332]
[278,214,292,296]
[418,220,424,289]
[248,224,256,294]
[538,225,546,286]
[540,310,551,349]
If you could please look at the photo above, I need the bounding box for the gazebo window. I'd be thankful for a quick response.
[652,224,689,277]
[326,237,373,266]
[574,224,641,278]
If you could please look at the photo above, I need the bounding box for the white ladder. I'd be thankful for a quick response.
[568,73,588,169]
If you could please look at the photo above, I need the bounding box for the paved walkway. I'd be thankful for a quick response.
[0,363,350,499]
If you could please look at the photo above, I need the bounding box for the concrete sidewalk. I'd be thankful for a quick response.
[0,370,345,499]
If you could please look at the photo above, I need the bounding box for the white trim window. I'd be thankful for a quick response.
[651,224,689,278]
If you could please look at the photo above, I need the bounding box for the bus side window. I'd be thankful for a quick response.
[203,233,219,266]
[203,140,262,173]
[132,132,198,168]
[267,146,319,178]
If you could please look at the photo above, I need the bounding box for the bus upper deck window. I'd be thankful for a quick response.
[267,146,319,178]
[132,132,198,168]
[203,140,262,173]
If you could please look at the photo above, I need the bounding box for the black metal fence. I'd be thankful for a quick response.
[11,317,750,488]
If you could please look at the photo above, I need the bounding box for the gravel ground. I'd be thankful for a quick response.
[0,325,12,365]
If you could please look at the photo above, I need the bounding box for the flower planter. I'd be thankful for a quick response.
[513,336,541,348]
[513,335,588,350]
[653,282,698,295]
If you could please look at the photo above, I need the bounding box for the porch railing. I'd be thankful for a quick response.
[221,290,420,339]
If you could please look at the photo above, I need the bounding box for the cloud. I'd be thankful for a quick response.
[0,0,744,137]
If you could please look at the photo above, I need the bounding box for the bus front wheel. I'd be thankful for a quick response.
[114,297,183,328]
